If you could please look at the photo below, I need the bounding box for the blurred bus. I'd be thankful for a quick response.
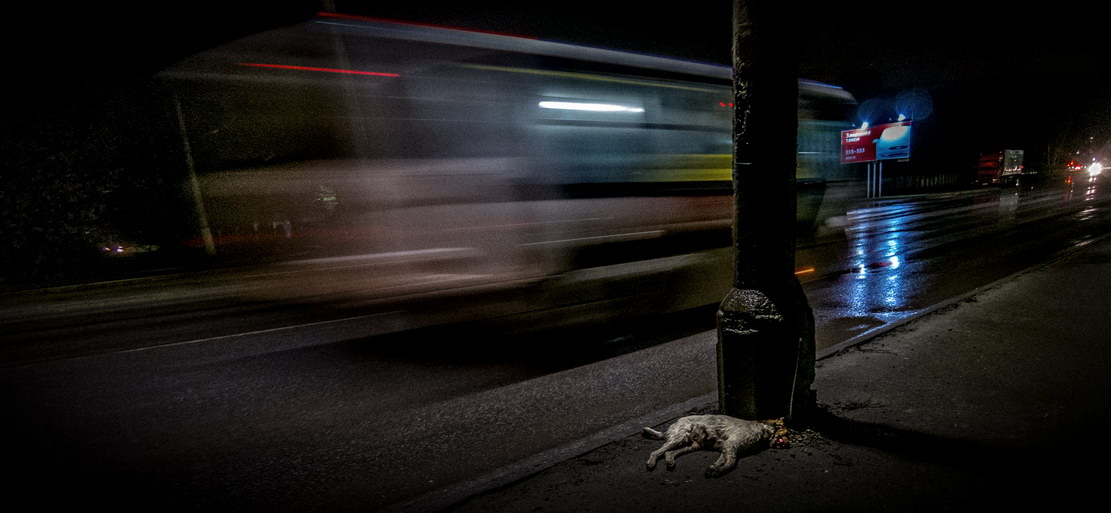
[160,13,856,332]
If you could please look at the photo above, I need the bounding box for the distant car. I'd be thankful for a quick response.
[101,242,160,257]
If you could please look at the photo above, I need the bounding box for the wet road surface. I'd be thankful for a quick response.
[802,180,1111,350]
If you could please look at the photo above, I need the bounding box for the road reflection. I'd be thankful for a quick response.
[843,203,911,320]
[805,179,1111,351]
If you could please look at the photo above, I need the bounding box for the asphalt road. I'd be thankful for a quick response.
[3,178,1109,512]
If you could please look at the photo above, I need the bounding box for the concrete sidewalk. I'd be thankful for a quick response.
[441,234,1111,512]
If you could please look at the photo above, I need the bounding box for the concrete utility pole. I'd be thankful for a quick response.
[717,0,815,424]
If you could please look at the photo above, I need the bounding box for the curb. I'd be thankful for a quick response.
[386,392,717,513]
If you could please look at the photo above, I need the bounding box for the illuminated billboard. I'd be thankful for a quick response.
[841,121,912,164]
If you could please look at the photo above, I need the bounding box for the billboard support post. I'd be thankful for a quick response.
[877,161,884,197]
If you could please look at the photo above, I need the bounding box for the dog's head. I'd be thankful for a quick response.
[763,417,790,449]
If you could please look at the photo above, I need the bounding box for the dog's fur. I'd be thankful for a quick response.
[643,415,789,477]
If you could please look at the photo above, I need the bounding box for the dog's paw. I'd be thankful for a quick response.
[704,464,731,478]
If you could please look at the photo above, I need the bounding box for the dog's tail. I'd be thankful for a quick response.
[642,427,665,440]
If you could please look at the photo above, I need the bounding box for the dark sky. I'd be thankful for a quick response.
[9,1,1110,165]
[346,1,1110,165]
[14,2,1103,89]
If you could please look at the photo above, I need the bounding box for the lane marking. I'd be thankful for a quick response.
[115,311,402,355]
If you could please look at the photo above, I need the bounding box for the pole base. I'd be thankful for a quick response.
[716,284,814,424]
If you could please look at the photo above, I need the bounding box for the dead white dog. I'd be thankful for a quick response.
[643,414,790,477]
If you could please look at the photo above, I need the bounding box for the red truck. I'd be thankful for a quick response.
[975,150,1024,185]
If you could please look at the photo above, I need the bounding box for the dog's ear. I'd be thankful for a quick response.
[759,417,785,427]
